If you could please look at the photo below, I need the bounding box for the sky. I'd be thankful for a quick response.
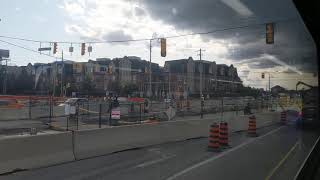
[0,0,318,89]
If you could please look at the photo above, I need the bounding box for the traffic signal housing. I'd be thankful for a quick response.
[262,73,265,79]
[53,42,58,54]
[81,43,86,56]
[160,38,166,57]
[266,23,274,44]
[107,65,112,74]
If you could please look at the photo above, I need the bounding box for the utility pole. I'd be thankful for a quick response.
[169,67,171,99]
[197,48,205,98]
[148,39,152,98]
[1,58,8,94]
[60,50,64,97]
[268,73,271,92]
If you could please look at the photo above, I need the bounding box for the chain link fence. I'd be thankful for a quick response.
[0,96,281,135]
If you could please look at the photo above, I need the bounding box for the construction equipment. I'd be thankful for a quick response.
[296,81,319,127]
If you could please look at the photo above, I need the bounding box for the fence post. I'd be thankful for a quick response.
[139,103,142,123]
[76,104,79,130]
[200,100,203,119]
[28,96,32,120]
[221,97,224,119]
[66,116,69,131]
[87,101,90,116]
[99,103,102,128]
[109,101,112,126]
[49,96,52,125]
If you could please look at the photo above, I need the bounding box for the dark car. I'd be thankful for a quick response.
[301,105,318,126]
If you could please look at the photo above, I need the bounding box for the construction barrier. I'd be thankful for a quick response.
[0,132,75,174]
[280,111,287,125]
[248,115,258,137]
[208,123,220,152]
[219,122,229,147]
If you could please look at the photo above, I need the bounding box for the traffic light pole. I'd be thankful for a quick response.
[197,48,205,98]
[61,50,64,97]
[1,58,8,94]
[149,39,152,98]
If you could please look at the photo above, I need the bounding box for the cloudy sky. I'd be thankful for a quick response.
[0,0,318,89]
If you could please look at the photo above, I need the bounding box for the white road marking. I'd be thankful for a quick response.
[135,155,176,168]
[265,141,299,180]
[262,120,273,125]
[166,126,284,180]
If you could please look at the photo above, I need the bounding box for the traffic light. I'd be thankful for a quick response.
[88,45,92,53]
[107,65,112,74]
[261,73,265,79]
[266,23,274,44]
[160,38,166,57]
[69,46,73,53]
[81,43,86,56]
[53,42,58,54]
[88,45,92,56]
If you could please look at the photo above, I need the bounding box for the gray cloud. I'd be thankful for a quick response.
[135,7,145,16]
[102,30,133,44]
[137,0,317,73]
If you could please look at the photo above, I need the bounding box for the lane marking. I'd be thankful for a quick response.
[166,126,284,180]
[294,135,320,180]
[262,120,273,125]
[135,155,176,168]
[264,141,299,180]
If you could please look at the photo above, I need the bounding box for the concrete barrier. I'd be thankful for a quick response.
[0,111,280,173]
[74,111,280,159]
[73,120,215,159]
[0,132,75,174]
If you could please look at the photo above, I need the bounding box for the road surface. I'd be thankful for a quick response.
[1,114,318,180]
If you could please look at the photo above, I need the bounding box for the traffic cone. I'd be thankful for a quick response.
[219,122,230,148]
[208,123,220,152]
[280,111,287,125]
[248,115,258,137]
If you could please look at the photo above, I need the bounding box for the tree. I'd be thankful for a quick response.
[15,68,34,94]
[122,83,139,96]
[81,75,95,95]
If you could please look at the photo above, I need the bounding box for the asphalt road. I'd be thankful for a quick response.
[1,113,318,180]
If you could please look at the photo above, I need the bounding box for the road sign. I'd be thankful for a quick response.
[38,47,52,51]
[266,23,274,44]
[0,49,9,58]
[111,107,120,119]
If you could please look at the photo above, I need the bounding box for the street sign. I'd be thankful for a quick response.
[266,23,274,44]
[38,47,52,51]
[111,107,120,119]
[0,49,9,58]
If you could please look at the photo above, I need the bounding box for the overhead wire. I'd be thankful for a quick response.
[0,17,298,44]
[0,39,70,61]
